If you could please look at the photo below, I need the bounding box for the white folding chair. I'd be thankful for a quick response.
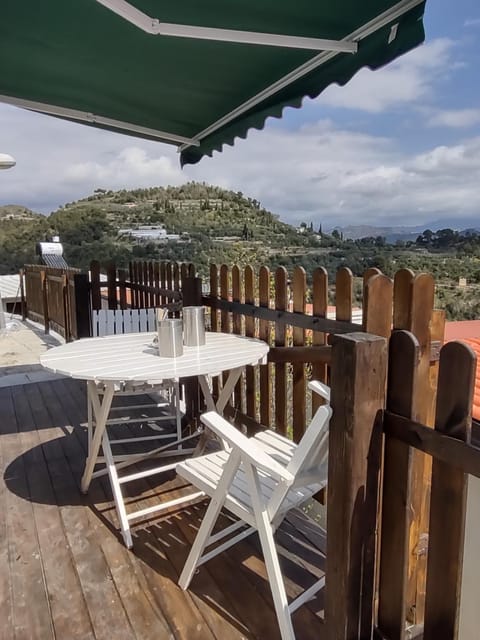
[176,380,331,640]
[88,308,200,547]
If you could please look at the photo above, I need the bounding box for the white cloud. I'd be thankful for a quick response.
[464,18,480,27]
[2,101,480,228]
[427,108,480,128]
[316,38,455,113]
[64,147,183,185]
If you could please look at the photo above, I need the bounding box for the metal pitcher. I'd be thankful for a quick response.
[157,318,183,357]
[183,306,206,346]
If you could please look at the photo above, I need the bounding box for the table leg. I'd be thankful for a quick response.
[215,367,243,413]
[81,381,115,494]
[197,367,243,414]
[196,367,244,452]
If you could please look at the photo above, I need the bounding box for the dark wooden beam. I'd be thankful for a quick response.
[267,346,332,364]
[384,412,480,478]
[202,295,361,333]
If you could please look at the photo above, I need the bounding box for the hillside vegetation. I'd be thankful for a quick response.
[2,182,480,320]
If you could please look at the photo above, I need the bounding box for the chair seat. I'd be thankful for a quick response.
[178,449,325,528]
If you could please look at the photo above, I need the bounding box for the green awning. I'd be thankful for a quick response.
[1,1,427,165]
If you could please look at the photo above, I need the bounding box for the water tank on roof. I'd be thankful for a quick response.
[35,241,69,268]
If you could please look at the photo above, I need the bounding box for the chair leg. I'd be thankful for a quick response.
[179,452,241,589]
[102,431,133,548]
[178,494,224,590]
[173,381,182,450]
[87,393,93,452]
[246,464,296,640]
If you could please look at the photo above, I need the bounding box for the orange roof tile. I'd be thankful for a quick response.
[445,322,480,421]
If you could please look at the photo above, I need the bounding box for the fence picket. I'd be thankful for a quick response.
[118,269,127,310]
[232,265,243,411]
[173,263,180,317]
[378,330,419,640]
[363,274,393,338]
[259,266,271,428]
[91,260,102,311]
[312,267,328,415]
[275,267,288,436]
[148,262,155,308]
[220,265,230,334]
[209,264,219,401]
[424,341,476,640]
[292,266,306,442]
[245,265,256,421]
[336,267,353,322]
[107,263,117,309]
[395,272,435,625]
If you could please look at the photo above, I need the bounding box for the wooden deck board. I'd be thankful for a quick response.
[0,387,15,640]
[0,378,327,640]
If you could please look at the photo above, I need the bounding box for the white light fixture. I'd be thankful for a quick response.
[0,153,16,170]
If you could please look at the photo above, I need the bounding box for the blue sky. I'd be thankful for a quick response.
[1,0,479,229]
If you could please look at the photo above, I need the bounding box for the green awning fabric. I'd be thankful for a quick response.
[1,1,427,165]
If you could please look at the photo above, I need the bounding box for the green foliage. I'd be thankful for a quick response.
[2,182,480,321]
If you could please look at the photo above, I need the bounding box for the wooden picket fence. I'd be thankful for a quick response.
[22,264,81,341]
[326,330,476,640]
[377,331,476,640]
[201,262,445,630]
[89,259,191,313]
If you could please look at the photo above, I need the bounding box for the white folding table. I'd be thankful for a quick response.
[41,331,269,546]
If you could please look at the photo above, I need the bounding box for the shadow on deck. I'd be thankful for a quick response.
[0,378,326,640]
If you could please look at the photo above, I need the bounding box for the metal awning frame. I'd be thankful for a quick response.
[179,0,424,152]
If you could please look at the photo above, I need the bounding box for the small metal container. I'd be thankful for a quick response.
[158,318,183,358]
[183,306,206,347]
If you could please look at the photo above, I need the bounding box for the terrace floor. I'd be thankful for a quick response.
[0,377,327,640]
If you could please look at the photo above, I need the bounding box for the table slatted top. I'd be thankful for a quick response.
[40,332,269,382]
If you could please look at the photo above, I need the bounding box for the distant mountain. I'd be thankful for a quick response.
[332,220,480,243]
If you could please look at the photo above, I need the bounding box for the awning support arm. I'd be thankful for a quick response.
[0,94,200,147]
[96,0,358,53]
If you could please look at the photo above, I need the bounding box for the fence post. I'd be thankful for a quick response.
[73,273,91,338]
[19,268,26,320]
[61,274,70,342]
[182,275,203,425]
[326,332,387,640]
[90,261,102,311]
[41,269,49,334]
[182,276,203,306]
[118,269,127,310]
[106,262,117,310]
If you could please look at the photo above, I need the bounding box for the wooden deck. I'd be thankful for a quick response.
[0,378,326,640]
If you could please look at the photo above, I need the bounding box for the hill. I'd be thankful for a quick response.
[0,182,321,274]
[0,204,42,221]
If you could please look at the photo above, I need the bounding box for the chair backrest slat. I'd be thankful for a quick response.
[287,405,331,478]
[138,308,149,332]
[91,308,159,337]
[123,309,133,333]
[267,404,331,519]
[113,309,124,334]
